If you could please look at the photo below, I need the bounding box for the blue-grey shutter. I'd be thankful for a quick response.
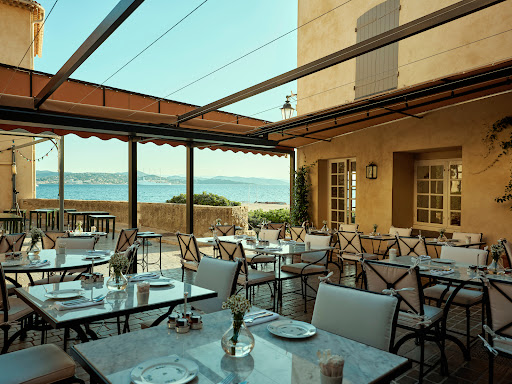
[355,0,399,99]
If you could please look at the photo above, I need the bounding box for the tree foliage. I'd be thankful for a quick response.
[166,191,241,206]
[248,208,290,229]
[291,164,312,225]
[484,116,512,207]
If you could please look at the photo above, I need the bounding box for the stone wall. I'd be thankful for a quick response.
[20,199,248,236]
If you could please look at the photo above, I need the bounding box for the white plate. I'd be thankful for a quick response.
[149,279,174,287]
[267,320,316,339]
[432,259,455,264]
[131,355,198,384]
[45,289,84,299]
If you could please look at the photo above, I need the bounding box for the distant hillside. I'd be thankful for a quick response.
[36,171,287,186]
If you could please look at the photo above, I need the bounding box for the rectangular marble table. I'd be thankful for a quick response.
[71,309,411,384]
[15,279,217,342]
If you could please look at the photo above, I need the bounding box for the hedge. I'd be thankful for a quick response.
[166,191,241,206]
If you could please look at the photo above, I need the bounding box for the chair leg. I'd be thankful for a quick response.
[465,306,471,353]
[418,333,425,384]
[181,267,185,282]
[489,350,494,384]
[63,327,69,351]
[303,276,308,313]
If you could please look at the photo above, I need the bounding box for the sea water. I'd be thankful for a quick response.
[35,184,290,204]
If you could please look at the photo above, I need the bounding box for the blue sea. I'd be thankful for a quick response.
[35,184,290,204]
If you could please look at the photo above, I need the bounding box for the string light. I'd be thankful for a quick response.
[16,145,57,162]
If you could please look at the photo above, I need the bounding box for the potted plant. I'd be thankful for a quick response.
[438,228,448,242]
[488,240,505,273]
[107,252,130,290]
[221,293,254,357]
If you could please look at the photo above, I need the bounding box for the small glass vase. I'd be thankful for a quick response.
[438,234,448,242]
[221,319,255,358]
[488,259,505,275]
[29,242,40,254]
[107,272,128,291]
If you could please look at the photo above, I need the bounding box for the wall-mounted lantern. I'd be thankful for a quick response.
[366,162,377,179]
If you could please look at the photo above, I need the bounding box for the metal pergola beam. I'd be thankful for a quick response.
[0,107,281,150]
[34,0,145,109]
[186,143,194,234]
[176,0,506,124]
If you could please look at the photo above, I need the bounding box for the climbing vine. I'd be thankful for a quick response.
[483,116,512,207]
[291,164,313,225]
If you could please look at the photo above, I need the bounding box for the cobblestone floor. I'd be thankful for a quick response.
[2,232,511,383]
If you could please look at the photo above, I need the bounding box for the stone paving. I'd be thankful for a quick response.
[2,231,512,383]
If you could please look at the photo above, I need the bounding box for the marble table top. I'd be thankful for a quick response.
[15,279,216,328]
[381,256,512,285]
[196,236,333,256]
[1,249,111,273]
[72,309,410,384]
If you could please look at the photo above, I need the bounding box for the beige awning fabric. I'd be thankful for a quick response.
[263,58,512,148]
[0,64,289,157]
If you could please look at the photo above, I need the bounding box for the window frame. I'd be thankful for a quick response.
[328,157,357,229]
[413,158,462,231]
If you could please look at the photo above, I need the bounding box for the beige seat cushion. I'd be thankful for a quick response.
[341,253,378,261]
[246,254,276,264]
[6,283,15,295]
[3,297,33,325]
[1,343,76,384]
[281,263,327,275]
[238,270,275,286]
[423,284,483,305]
[33,274,81,285]
[181,260,199,271]
[494,336,512,354]
[397,305,443,329]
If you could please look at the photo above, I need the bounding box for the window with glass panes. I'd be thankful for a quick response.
[414,160,462,229]
[329,158,356,229]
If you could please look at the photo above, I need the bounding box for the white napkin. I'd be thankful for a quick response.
[129,273,161,282]
[87,250,109,255]
[25,260,50,268]
[244,311,279,327]
[264,247,282,251]
[55,300,104,311]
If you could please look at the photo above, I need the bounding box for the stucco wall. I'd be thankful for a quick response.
[19,198,249,237]
[0,3,33,69]
[296,0,512,115]
[0,137,36,211]
[297,91,512,246]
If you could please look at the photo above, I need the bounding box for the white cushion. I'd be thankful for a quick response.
[312,284,398,351]
[259,229,280,241]
[439,247,487,265]
[451,232,482,249]
[55,237,95,250]
[193,257,239,313]
[305,234,330,247]
[2,297,32,325]
[281,263,327,275]
[339,224,358,232]
[423,284,483,305]
[389,226,412,237]
[238,270,275,286]
[0,343,76,384]
[397,305,443,329]
[494,336,512,354]
[181,260,198,271]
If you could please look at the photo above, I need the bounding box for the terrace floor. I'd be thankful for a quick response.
[3,232,512,384]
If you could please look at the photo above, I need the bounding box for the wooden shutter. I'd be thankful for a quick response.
[355,0,400,99]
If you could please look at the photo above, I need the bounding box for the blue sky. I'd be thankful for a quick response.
[33,0,298,179]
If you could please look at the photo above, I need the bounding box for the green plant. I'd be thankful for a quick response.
[484,116,512,207]
[291,164,312,225]
[248,208,290,229]
[166,191,241,206]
